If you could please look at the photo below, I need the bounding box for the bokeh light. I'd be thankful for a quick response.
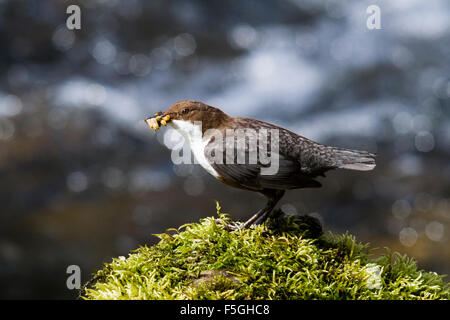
[1,0,449,299]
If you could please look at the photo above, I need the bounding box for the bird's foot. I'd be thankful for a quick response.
[214,219,243,231]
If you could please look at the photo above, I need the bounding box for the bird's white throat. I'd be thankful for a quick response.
[169,119,219,178]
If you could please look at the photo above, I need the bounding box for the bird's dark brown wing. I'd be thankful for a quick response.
[210,157,322,191]
[205,118,323,191]
[204,116,375,192]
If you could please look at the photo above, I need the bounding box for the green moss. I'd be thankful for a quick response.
[82,202,449,300]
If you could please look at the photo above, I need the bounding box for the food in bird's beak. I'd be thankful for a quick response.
[160,115,170,126]
[145,114,171,131]
[146,117,159,130]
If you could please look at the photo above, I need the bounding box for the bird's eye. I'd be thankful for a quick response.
[181,108,189,114]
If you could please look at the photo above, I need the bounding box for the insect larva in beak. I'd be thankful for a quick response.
[152,118,160,130]
[145,118,159,130]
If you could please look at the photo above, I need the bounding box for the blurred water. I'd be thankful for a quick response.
[46,0,450,145]
[0,0,449,299]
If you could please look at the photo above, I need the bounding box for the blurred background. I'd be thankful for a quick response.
[0,0,449,299]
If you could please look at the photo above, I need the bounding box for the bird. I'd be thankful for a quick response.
[145,100,376,229]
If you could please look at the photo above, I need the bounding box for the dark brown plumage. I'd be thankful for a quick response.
[148,100,376,229]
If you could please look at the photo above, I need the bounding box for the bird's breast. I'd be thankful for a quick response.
[169,120,220,178]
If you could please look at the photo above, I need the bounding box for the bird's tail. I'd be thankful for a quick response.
[331,147,376,171]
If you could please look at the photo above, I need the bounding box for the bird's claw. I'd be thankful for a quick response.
[214,219,243,231]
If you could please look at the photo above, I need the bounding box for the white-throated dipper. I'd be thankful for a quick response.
[146,100,376,229]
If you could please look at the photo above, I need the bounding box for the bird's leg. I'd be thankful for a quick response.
[242,202,274,228]
[250,190,285,227]
[221,190,284,231]
[252,208,274,226]
[220,207,267,231]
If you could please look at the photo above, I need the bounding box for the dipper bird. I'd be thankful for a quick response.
[145,100,376,229]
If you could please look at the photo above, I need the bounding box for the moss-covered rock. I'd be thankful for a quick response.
[82,203,449,300]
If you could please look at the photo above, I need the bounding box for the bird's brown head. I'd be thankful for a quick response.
[145,100,229,131]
